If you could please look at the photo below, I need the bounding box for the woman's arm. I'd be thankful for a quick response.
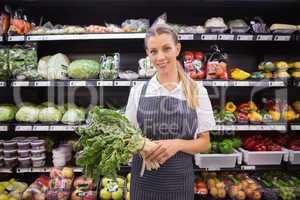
[145,132,210,164]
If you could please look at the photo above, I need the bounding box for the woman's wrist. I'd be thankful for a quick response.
[175,139,184,152]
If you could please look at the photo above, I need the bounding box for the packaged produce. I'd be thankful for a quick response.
[31,156,46,167]
[4,157,17,167]
[292,101,300,113]
[9,43,40,80]
[119,70,139,80]
[0,179,28,200]
[38,107,62,123]
[68,59,100,80]
[138,56,156,78]
[282,107,299,122]
[206,45,228,80]
[31,139,46,150]
[63,25,85,34]
[100,177,125,200]
[0,104,16,122]
[99,53,119,80]
[31,149,46,158]
[71,176,97,200]
[105,23,123,32]
[168,24,205,33]
[3,140,17,150]
[204,17,227,33]
[86,25,109,33]
[17,141,30,150]
[18,149,30,157]
[22,176,50,200]
[0,11,10,34]
[3,149,17,158]
[228,19,250,33]
[46,189,70,200]
[291,69,300,78]
[75,107,161,180]
[184,51,206,80]
[251,72,265,79]
[61,108,86,125]
[0,156,3,167]
[121,18,149,32]
[230,68,251,80]
[0,47,9,81]
[250,17,269,33]
[214,109,236,124]
[225,102,237,113]
[243,135,283,151]
[18,157,31,167]
[8,9,33,35]
[15,105,40,122]
[194,178,208,196]
[270,24,297,34]
[52,144,73,167]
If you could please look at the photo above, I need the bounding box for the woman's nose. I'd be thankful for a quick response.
[157,51,165,60]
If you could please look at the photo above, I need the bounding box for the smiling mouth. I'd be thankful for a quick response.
[157,62,168,68]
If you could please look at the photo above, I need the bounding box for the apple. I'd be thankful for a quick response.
[101,177,112,188]
[116,178,125,187]
[112,188,123,200]
[62,167,74,179]
[100,188,111,200]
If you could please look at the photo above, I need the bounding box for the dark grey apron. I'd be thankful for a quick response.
[130,81,198,200]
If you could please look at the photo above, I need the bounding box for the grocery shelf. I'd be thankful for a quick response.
[212,124,287,131]
[8,79,288,87]
[290,124,300,131]
[14,124,87,132]
[16,167,83,173]
[5,33,297,42]
[194,165,283,172]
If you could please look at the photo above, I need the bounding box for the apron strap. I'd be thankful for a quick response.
[137,81,150,108]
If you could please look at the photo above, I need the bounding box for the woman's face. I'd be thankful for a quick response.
[146,33,181,75]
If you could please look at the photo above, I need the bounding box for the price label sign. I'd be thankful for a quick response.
[15,126,32,131]
[132,81,146,86]
[213,81,228,87]
[269,81,284,87]
[34,81,51,87]
[69,81,86,87]
[233,81,250,87]
[0,82,5,87]
[33,126,49,131]
[0,126,8,131]
[114,81,131,86]
[12,81,30,87]
[8,36,25,41]
[178,34,194,40]
[241,165,256,170]
[97,81,113,86]
[237,35,254,41]
[201,34,218,40]
[218,34,234,41]
[50,125,65,131]
[291,125,300,131]
[204,167,220,171]
[274,35,291,41]
[256,35,273,41]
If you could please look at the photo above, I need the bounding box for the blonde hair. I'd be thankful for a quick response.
[144,24,199,109]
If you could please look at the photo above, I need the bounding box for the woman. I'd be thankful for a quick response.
[125,24,215,200]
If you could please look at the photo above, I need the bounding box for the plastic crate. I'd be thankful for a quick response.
[288,150,300,164]
[194,150,242,169]
[239,148,289,165]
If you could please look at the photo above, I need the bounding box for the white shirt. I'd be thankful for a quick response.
[125,74,216,138]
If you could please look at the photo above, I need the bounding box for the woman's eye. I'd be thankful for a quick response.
[150,50,157,54]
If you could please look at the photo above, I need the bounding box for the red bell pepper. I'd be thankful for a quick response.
[239,103,250,113]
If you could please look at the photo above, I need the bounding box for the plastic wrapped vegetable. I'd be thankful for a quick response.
[121,18,149,32]
[61,108,85,125]
[16,105,40,122]
[0,104,16,121]
[45,53,70,80]
[228,19,249,33]
[0,47,9,80]
[206,45,228,80]
[9,43,40,80]
[68,59,100,80]
[138,56,156,78]
[38,107,62,123]
[99,53,119,80]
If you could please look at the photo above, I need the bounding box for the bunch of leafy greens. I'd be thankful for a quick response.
[75,107,153,180]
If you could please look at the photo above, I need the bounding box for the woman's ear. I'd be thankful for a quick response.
[176,43,181,57]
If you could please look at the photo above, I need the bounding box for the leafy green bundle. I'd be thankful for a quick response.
[75,106,159,180]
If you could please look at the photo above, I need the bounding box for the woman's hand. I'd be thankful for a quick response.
[145,139,181,165]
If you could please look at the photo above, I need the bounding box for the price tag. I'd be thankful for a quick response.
[33,126,49,131]
[204,167,220,171]
[32,167,50,172]
[108,183,119,192]
[201,34,218,40]
[114,81,131,86]
[178,34,194,40]
[15,126,32,131]
[16,168,31,173]
[97,81,113,86]
[237,35,254,41]
[241,165,255,170]
[0,126,8,131]
[274,35,291,41]
[218,34,234,40]
[213,81,228,87]
[291,125,300,131]
[26,35,48,41]
[233,81,250,87]
[0,168,12,173]
[69,81,86,87]
[34,81,51,87]
[132,81,146,86]
[273,125,286,131]
[269,81,284,87]
[256,35,273,41]
[0,82,5,87]
[49,125,64,131]
[248,125,259,130]
[236,125,249,131]
[8,36,25,41]
[12,81,29,87]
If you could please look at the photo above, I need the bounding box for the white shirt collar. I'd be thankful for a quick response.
[148,74,182,93]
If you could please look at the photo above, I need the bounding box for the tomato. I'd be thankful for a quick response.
[184,51,194,61]
[216,66,225,77]
[189,71,198,80]
[197,70,206,79]
[194,51,204,61]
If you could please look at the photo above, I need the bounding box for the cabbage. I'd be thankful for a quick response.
[57,105,66,114]
[17,102,35,109]
[0,104,17,121]
[64,103,78,110]
[68,59,100,79]
[37,56,51,79]
[16,106,40,122]
[38,107,62,123]
[47,53,70,80]
[40,102,57,108]
[61,108,85,125]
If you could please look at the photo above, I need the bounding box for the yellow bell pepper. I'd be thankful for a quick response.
[282,110,299,122]
[248,111,262,122]
[248,101,258,111]
[225,102,237,113]
[269,110,281,121]
[263,72,273,78]
[293,101,300,113]
[276,61,289,70]
[230,68,251,80]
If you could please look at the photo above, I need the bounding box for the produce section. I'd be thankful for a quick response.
[1,0,300,200]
